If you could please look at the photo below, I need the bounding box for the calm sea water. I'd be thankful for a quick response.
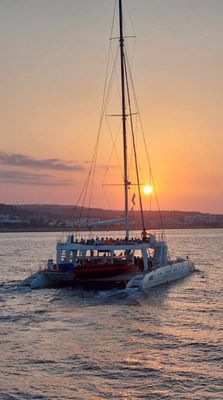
[0,229,222,400]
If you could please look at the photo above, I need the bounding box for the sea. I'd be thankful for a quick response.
[0,229,222,400]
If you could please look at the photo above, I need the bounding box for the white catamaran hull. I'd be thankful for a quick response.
[20,271,76,289]
[127,260,195,291]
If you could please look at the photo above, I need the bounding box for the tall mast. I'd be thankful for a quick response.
[119,0,129,239]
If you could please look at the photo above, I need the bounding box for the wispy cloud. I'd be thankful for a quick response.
[0,170,72,186]
[0,152,84,171]
[84,160,119,170]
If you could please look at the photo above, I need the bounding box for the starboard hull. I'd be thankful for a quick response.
[127,260,195,291]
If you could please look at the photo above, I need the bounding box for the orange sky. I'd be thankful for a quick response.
[0,0,222,213]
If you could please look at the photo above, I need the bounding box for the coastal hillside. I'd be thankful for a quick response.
[0,204,222,231]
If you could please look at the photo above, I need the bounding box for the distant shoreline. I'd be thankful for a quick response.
[1,204,222,231]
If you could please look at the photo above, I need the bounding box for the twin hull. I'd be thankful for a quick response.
[28,262,140,289]
[25,260,194,290]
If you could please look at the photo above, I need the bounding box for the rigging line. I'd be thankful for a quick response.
[98,46,120,135]
[125,118,134,200]
[86,47,120,219]
[102,117,123,186]
[78,171,93,224]
[125,51,167,238]
[74,171,91,212]
[104,45,120,116]
[125,112,137,185]
[102,0,117,113]
[124,49,146,232]
[132,116,153,227]
[84,52,121,223]
[124,0,136,38]
[109,31,124,121]
[111,0,117,39]
[140,124,166,237]
[77,118,101,222]
[106,4,123,111]
[74,82,111,220]
[123,1,136,72]
[102,47,119,123]
[84,3,120,221]
[101,183,118,220]
[96,8,119,138]
[61,4,118,228]
[125,51,150,162]
[75,20,119,223]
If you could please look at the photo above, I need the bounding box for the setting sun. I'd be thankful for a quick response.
[143,185,153,195]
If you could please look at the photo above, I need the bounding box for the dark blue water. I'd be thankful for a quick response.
[0,229,222,399]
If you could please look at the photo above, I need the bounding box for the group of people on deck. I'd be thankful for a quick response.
[70,232,150,246]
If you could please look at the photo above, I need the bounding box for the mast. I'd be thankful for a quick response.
[119,0,129,239]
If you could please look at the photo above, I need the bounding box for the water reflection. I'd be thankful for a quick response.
[0,229,222,399]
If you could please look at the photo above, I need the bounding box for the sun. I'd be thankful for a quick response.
[143,185,153,195]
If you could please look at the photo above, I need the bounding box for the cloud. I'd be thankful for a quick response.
[0,170,72,186]
[84,160,119,169]
[0,152,84,171]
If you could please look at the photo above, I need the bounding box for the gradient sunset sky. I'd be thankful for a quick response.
[0,0,222,213]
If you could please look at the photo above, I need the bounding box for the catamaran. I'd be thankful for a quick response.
[20,0,195,291]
